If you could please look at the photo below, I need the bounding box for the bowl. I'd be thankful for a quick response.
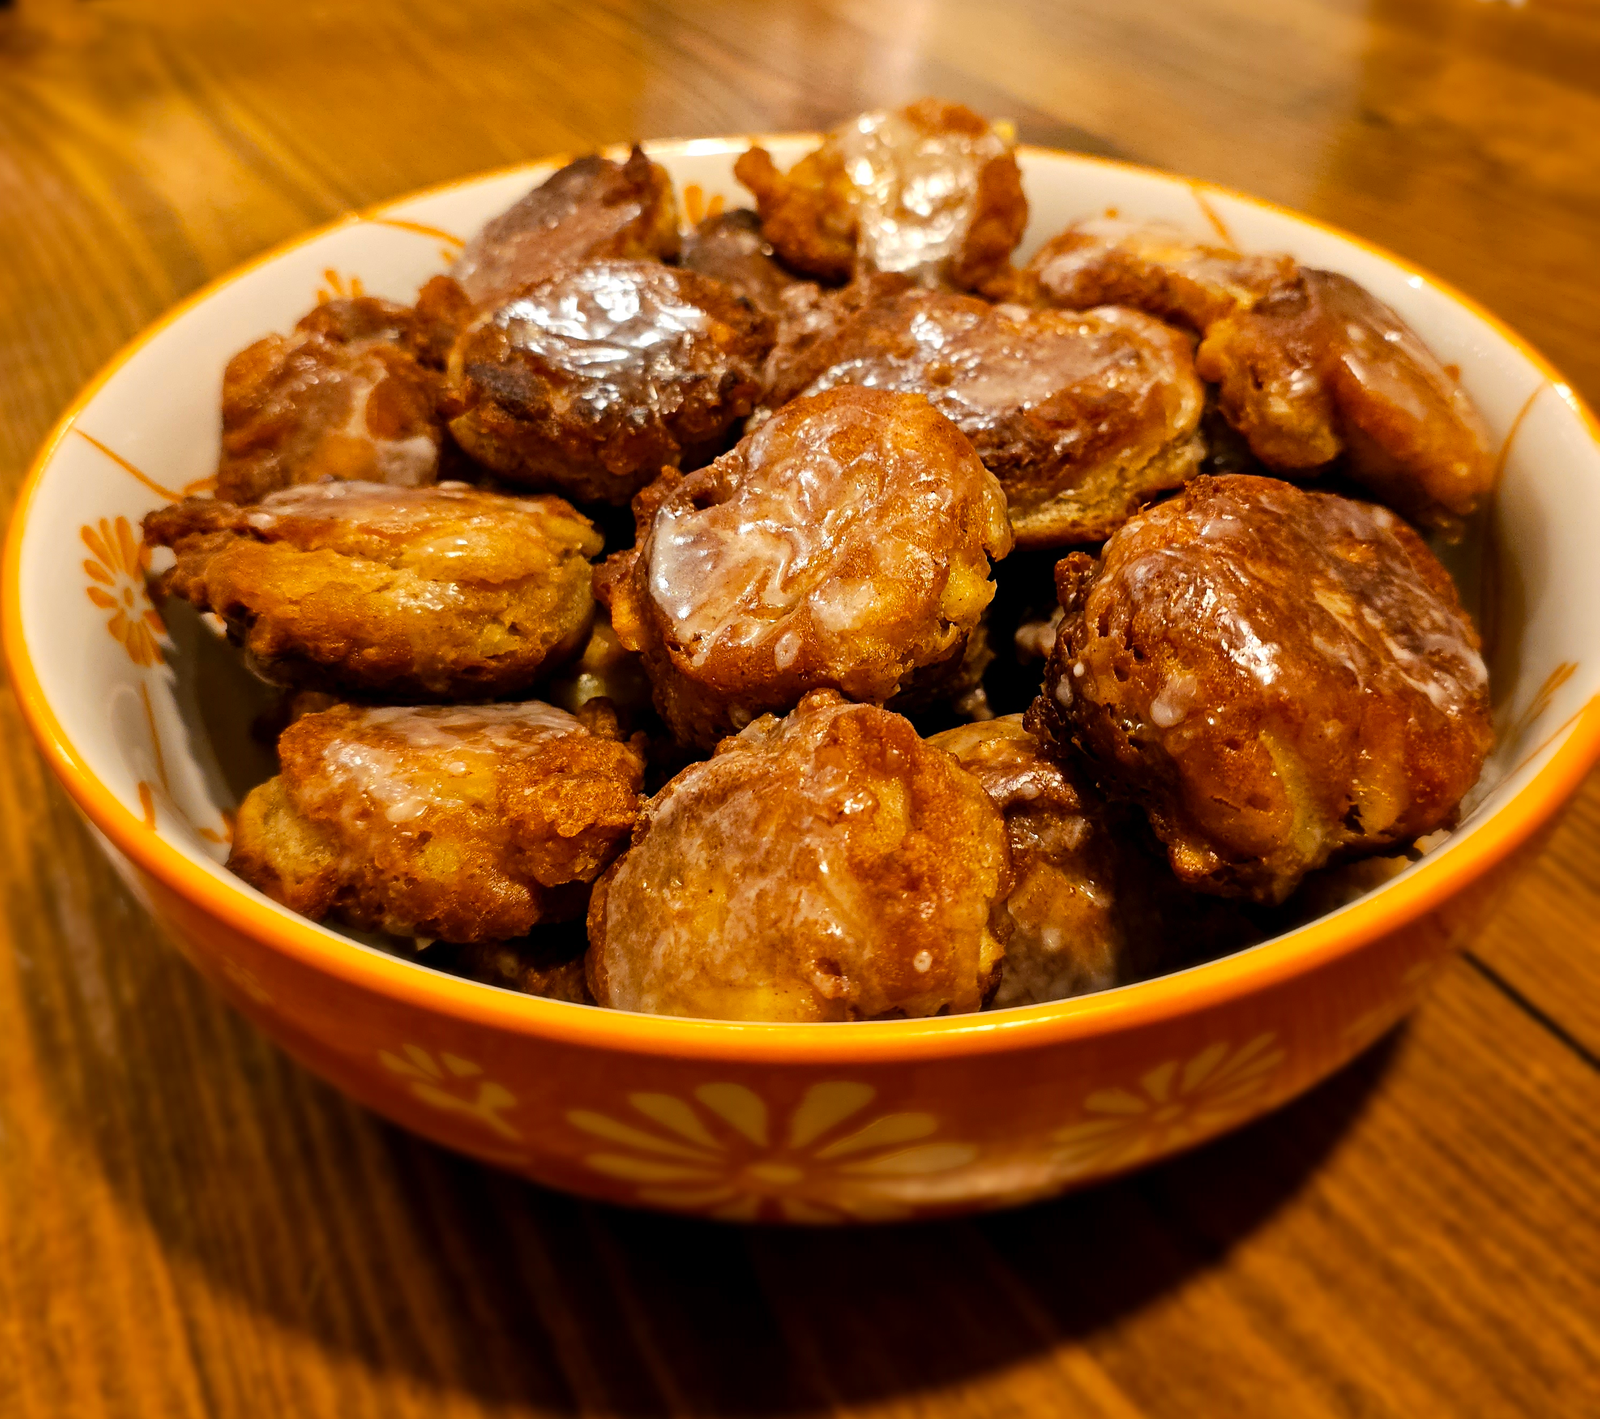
[7,137,1600,1224]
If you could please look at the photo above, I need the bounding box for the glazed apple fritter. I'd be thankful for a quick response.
[587,690,1012,1021]
[680,207,809,318]
[596,386,1014,749]
[735,99,1026,295]
[931,716,1259,1006]
[444,260,775,504]
[764,281,1206,547]
[1195,269,1494,534]
[216,296,445,505]
[929,715,1127,1006]
[1030,474,1494,904]
[1026,219,1296,333]
[1027,222,1494,533]
[231,701,645,942]
[449,146,681,311]
[145,480,601,699]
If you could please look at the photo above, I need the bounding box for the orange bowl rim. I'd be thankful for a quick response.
[6,136,1600,1066]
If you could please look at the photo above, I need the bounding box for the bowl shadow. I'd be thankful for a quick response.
[15,791,1399,1417]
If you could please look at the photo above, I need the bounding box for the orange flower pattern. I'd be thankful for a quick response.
[83,516,164,666]
[570,1081,978,1222]
[1047,1034,1287,1177]
[680,183,726,227]
[316,268,366,304]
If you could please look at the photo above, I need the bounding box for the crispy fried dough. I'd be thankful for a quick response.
[444,260,774,504]
[1030,475,1493,904]
[450,146,680,310]
[596,386,1013,748]
[586,690,1011,1020]
[230,701,644,942]
[765,283,1206,547]
[735,98,1025,295]
[145,481,601,699]
[217,296,445,504]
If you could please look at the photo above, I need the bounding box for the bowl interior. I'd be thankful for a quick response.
[11,137,1600,1023]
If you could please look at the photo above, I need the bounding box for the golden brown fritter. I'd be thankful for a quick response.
[595,387,1014,749]
[1027,225,1494,532]
[450,146,681,311]
[1026,220,1296,332]
[407,275,477,370]
[423,932,593,1003]
[144,480,602,700]
[933,715,1261,1005]
[230,701,645,942]
[216,296,445,505]
[586,690,1012,1021]
[929,716,1127,1005]
[444,260,775,504]
[765,283,1206,547]
[734,98,1026,295]
[1195,270,1494,534]
[1029,475,1494,904]
[679,207,809,317]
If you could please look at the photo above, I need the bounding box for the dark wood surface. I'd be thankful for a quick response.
[2,2,1598,1414]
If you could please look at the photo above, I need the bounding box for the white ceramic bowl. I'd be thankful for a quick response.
[6,139,1598,1224]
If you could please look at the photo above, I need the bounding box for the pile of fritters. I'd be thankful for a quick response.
[144,99,1496,1021]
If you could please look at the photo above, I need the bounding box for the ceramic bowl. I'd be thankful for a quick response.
[7,138,1600,1224]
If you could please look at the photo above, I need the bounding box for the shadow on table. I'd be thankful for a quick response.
[18,808,1398,1418]
[386,1037,1398,1415]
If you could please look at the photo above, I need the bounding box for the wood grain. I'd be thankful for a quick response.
[2,2,1598,1415]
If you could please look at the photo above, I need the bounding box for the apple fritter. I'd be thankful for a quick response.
[1026,219,1295,333]
[931,715,1258,1005]
[735,98,1026,295]
[1195,270,1494,534]
[595,386,1014,749]
[680,207,809,318]
[444,260,774,504]
[230,701,644,942]
[929,715,1127,1005]
[586,690,1012,1021]
[144,480,601,699]
[450,146,680,311]
[1029,475,1494,904]
[216,296,445,505]
[1027,223,1494,533]
[765,283,1206,547]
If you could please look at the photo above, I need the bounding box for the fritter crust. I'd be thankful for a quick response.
[444,260,775,504]
[1195,269,1494,534]
[680,207,808,317]
[216,296,445,504]
[450,146,681,311]
[1030,475,1493,904]
[932,715,1261,1005]
[423,932,593,1003]
[765,283,1206,547]
[734,98,1026,295]
[929,716,1126,1005]
[586,690,1012,1021]
[1026,219,1295,332]
[407,275,477,370]
[595,386,1014,749]
[544,607,654,730]
[229,701,645,942]
[144,480,602,699]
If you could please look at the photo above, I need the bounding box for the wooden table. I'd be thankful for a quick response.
[2,1,1597,1414]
